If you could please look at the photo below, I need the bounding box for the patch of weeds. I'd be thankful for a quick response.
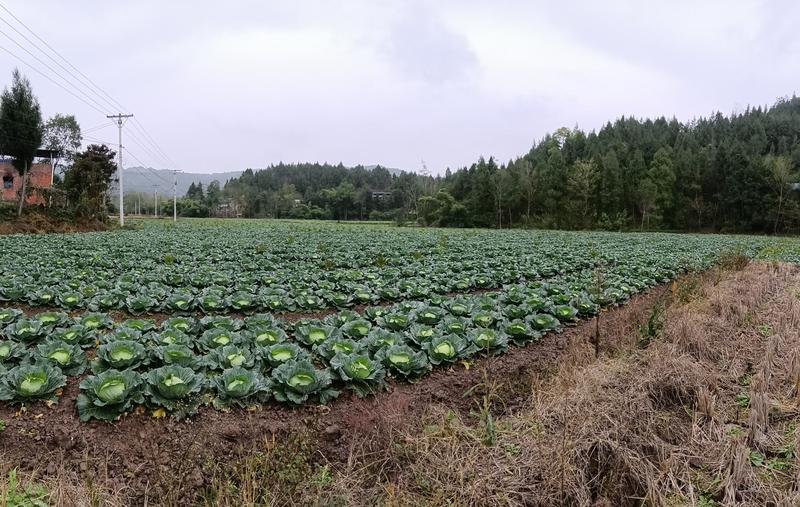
[0,469,49,507]
[738,311,754,328]
[697,493,720,507]
[200,432,317,506]
[767,457,792,472]
[310,464,332,487]
[502,442,522,457]
[718,250,750,271]
[466,371,502,447]
[423,423,442,435]
[687,466,722,506]
[787,421,797,432]
[749,449,792,474]
[778,440,795,455]
[757,324,772,337]
[374,254,389,268]
[735,392,750,408]
[637,301,665,348]
[0,419,6,432]
[749,450,766,467]
[737,372,751,387]
[674,274,703,304]
[727,425,744,437]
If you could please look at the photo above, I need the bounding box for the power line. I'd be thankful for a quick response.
[0,26,111,114]
[0,12,121,113]
[84,134,170,186]
[82,121,115,134]
[0,1,129,114]
[129,118,177,168]
[139,164,171,185]
[0,43,107,115]
[0,117,112,143]
[119,145,172,185]
[0,2,179,170]
[82,135,120,146]
[124,127,172,169]
[83,135,169,186]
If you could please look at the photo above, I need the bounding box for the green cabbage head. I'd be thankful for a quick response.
[211,367,270,409]
[330,352,386,397]
[77,369,144,421]
[0,363,66,402]
[270,359,339,405]
[144,365,206,418]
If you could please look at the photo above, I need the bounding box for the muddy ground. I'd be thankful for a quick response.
[0,280,671,505]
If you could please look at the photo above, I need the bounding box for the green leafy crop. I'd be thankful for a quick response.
[210,367,270,409]
[144,365,206,418]
[77,369,144,421]
[330,352,386,397]
[0,363,66,402]
[270,359,339,405]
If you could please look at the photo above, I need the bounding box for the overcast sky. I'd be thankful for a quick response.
[1,0,798,174]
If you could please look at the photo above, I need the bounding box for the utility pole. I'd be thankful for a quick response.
[172,170,181,222]
[153,185,159,217]
[107,113,134,226]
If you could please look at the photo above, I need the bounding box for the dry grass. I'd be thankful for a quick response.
[0,465,126,507]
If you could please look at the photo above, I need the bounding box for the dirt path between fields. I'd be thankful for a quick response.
[0,279,671,505]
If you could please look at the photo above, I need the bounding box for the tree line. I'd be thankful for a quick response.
[202,95,800,233]
[184,164,423,221]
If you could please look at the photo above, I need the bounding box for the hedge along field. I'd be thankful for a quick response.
[0,219,798,421]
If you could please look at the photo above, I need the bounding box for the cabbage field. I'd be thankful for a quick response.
[0,220,797,421]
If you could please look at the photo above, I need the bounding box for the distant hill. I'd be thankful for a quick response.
[364,165,405,176]
[120,168,243,196]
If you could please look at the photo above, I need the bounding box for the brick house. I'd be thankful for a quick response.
[1,152,55,206]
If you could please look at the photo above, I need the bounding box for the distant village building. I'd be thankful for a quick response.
[371,190,392,200]
[0,154,54,205]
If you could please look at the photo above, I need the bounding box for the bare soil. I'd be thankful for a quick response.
[0,281,671,505]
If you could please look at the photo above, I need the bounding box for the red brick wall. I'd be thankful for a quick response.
[1,160,53,205]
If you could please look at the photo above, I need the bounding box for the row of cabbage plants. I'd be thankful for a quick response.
[0,221,767,314]
[0,258,687,420]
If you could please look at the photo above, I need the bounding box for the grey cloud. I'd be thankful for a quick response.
[380,3,479,84]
